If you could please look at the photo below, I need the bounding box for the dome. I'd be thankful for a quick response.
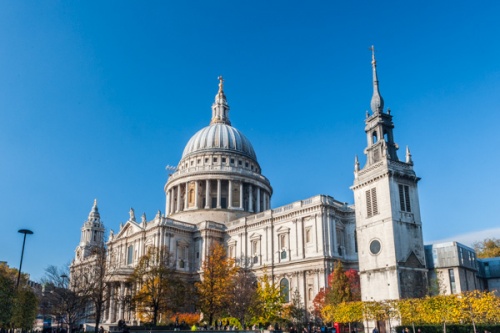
[181,123,257,161]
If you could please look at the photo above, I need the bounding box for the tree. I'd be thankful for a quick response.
[362,301,390,331]
[71,244,113,333]
[11,287,38,330]
[428,269,446,296]
[40,265,87,332]
[128,246,185,326]
[473,238,500,259]
[327,261,352,305]
[312,288,327,320]
[420,295,461,333]
[344,269,361,301]
[251,267,284,325]
[458,290,500,331]
[313,261,361,321]
[0,263,16,327]
[322,301,363,330]
[196,242,238,325]
[397,298,425,333]
[0,262,37,330]
[283,288,306,327]
[227,268,258,327]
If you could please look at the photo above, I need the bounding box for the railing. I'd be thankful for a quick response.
[168,165,270,184]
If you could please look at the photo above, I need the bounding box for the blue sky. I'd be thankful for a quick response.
[1,1,499,281]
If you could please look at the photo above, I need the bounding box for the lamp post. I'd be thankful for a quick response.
[16,228,34,288]
[61,274,68,287]
[60,274,69,333]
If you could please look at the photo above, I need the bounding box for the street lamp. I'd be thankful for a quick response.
[60,274,68,332]
[16,228,34,288]
[60,274,68,287]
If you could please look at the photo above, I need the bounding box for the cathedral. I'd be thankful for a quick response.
[71,49,428,324]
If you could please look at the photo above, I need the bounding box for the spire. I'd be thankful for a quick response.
[406,146,413,165]
[370,45,384,114]
[354,155,360,172]
[88,198,100,220]
[210,76,231,125]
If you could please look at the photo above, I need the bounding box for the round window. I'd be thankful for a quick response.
[370,240,381,255]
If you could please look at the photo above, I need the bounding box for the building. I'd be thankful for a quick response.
[71,51,428,325]
[425,241,500,296]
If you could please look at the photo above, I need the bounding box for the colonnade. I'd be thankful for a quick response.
[166,179,270,216]
[104,281,132,324]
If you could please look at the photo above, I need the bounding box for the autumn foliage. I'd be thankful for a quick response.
[321,291,500,333]
[171,313,201,326]
[195,242,238,325]
[313,261,360,319]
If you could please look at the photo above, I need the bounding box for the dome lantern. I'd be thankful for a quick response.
[210,76,231,125]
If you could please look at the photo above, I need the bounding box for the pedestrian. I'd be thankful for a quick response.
[99,327,104,333]
[372,327,378,333]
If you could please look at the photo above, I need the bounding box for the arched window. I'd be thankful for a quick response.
[372,131,378,144]
[383,130,389,142]
[280,278,290,302]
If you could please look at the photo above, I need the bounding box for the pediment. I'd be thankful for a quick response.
[176,238,190,247]
[276,226,290,234]
[114,221,143,240]
[249,232,262,240]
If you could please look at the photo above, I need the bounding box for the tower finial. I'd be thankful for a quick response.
[218,75,224,93]
[406,146,413,165]
[210,76,231,125]
[370,45,384,114]
[88,198,100,219]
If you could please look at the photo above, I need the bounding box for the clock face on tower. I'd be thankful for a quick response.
[370,239,381,255]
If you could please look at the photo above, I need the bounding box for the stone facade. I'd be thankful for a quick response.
[351,48,427,302]
[71,55,427,324]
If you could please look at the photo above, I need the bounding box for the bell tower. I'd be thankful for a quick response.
[74,199,105,263]
[351,47,427,301]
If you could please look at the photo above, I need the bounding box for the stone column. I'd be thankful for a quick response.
[205,180,210,209]
[118,281,125,320]
[217,179,221,208]
[195,181,199,209]
[165,190,170,216]
[239,182,244,209]
[332,217,338,255]
[249,184,254,212]
[170,189,175,215]
[184,182,188,210]
[228,180,233,209]
[301,218,306,259]
[261,191,265,211]
[256,187,261,212]
[109,283,115,322]
[176,185,181,212]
